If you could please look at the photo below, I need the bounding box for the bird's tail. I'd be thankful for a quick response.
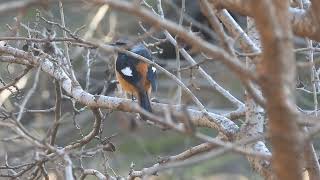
[138,91,152,114]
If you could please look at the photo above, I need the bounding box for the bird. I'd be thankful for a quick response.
[115,43,157,113]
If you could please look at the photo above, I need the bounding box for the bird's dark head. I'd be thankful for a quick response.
[110,39,152,59]
[130,43,152,60]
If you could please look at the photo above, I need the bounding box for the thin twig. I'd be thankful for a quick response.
[0,66,31,92]
[80,169,110,180]
[49,80,62,146]
[59,1,78,83]
[16,67,41,122]
[174,0,184,104]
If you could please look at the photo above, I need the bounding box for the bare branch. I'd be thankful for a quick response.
[49,80,62,146]
[0,66,31,91]
[251,1,303,179]
[64,154,74,180]
[210,0,320,41]
[92,0,257,83]
[80,169,109,180]
[147,0,245,108]
[0,45,239,137]
[16,67,41,122]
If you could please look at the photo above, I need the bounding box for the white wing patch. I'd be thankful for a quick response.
[121,67,133,76]
[152,66,156,73]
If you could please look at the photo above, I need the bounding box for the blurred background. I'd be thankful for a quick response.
[0,0,319,179]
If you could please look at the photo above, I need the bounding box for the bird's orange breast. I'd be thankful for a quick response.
[116,71,138,96]
[116,62,151,96]
[136,62,151,93]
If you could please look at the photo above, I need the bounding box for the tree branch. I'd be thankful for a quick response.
[0,45,239,138]
[209,0,320,41]
[92,0,256,83]
[251,1,303,179]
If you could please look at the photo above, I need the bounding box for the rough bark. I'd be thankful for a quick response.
[242,19,272,178]
[252,1,303,179]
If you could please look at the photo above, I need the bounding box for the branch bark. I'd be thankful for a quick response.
[0,45,239,138]
[252,1,303,179]
[92,0,256,83]
[242,17,272,179]
[209,0,320,41]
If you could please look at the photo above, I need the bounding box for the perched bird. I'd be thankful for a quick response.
[115,43,157,113]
